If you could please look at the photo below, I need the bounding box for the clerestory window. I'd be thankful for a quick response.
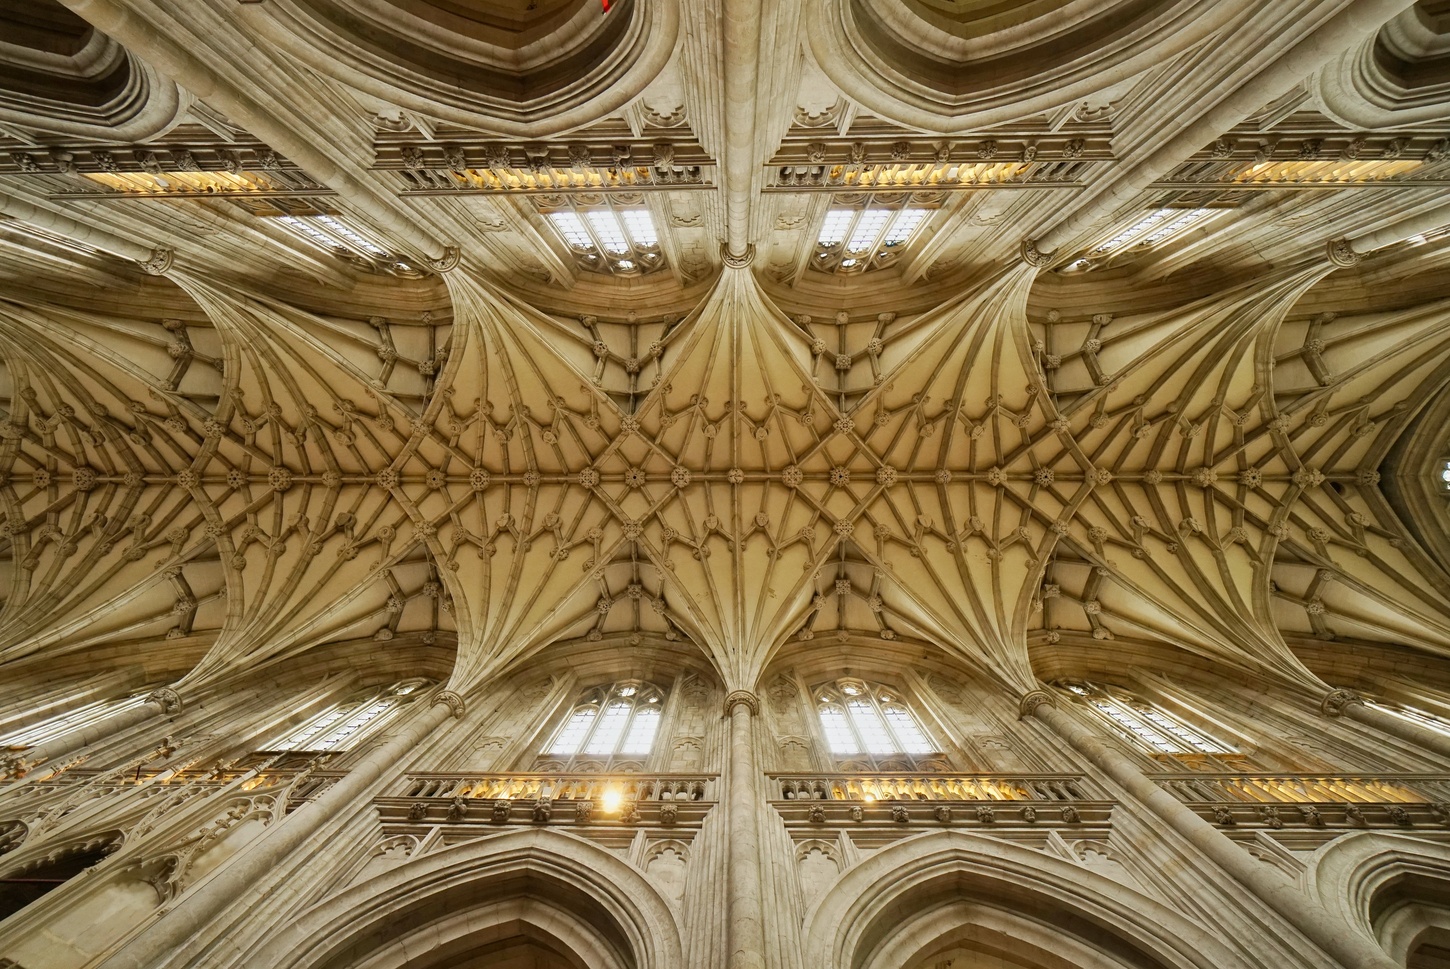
[263,680,427,753]
[541,201,665,276]
[812,205,932,274]
[541,681,665,766]
[813,678,939,768]
[1060,681,1232,756]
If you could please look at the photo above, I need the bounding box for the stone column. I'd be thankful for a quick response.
[93,689,465,969]
[1321,688,1450,763]
[724,689,766,969]
[1022,691,1400,969]
[1,687,181,784]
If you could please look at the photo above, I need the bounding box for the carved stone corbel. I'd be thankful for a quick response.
[434,689,466,718]
[1018,689,1055,718]
[1020,239,1052,268]
[1325,238,1360,268]
[720,244,756,269]
[428,245,461,273]
[723,690,759,716]
[1320,688,1364,718]
[138,248,174,276]
[145,687,183,715]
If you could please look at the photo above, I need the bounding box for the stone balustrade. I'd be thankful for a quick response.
[769,772,1093,802]
[397,772,717,803]
[1154,772,1450,830]
[1154,772,1450,804]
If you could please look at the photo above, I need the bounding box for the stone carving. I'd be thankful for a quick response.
[146,687,183,715]
[491,799,511,823]
[1320,689,1363,718]
[434,690,466,718]
[447,797,469,821]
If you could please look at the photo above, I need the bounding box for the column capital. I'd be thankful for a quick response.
[720,243,756,269]
[724,689,759,716]
[145,687,183,715]
[1020,239,1052,268]
[138,247,174,276]
[433,689,466,718]
[1320,688,1364,718]
[1018,689,1056,719]
[1326,238,1360,268]
[428,245,461,273]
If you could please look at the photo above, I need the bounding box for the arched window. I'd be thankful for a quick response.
[542,681,665,766]
[813,679,939,768]
[262,680,428,754]
[1060,681,1232,756]
[0,693,151,752]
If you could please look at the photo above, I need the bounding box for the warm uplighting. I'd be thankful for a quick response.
[1230,158,1422,185]
[600,788,624,814]
[82,170,287,195]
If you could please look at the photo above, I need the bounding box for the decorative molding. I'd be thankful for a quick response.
[1326,238,1361,268]
[1320,688,1364,718]
[428,246,461,274]
[1020,239,1052,268]
[434,690,466,718]
[1018,690,1056,718]
[720,244,756,269]
[724,690,760,716]
[145,687,183,715]
[138,248,175,276]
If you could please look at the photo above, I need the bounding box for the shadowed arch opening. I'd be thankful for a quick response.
[1309,832,1450,968]
[249,827,682,969]
[806,831,1247,969]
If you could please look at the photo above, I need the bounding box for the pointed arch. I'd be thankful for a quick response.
[805,830,1248,969]
[249,827,682,969]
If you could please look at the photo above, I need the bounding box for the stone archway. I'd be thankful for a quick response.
[248,828,683,969]
[804,831,1248,969]
[1309,832,1450,967]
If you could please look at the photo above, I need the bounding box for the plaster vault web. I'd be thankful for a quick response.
[3,253,1447,703]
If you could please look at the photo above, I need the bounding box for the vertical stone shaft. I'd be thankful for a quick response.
[92,692,461,969]
[1323,689,1450,762]
[1023,692,1400,969]
[721,0,762,258]
[725,690,766,969]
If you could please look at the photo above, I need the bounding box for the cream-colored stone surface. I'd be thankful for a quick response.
[3,1,1450,968]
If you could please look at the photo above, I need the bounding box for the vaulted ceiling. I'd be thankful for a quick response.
[2,0,1450,701]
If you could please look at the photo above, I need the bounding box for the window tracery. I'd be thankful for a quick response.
[262,680,427,754]
[812,678,941,769]
[539,199,665,276]
[0,694,151,751]
[539,681,666,769]
[269,212,422,277]
[1059,681,1233,758]
[810,199,935,274]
